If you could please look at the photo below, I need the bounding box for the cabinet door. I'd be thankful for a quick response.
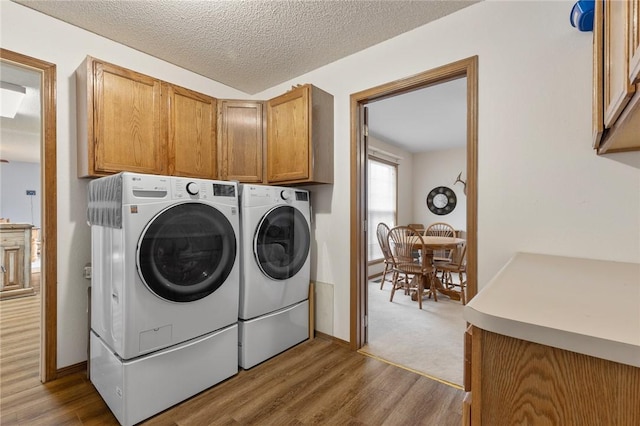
[473,329,640,425]
[219,100,264,183]
[630,0,640,84]
[0,227,31,295]
[604,0,636,127]
[267,85,310,183]
[593,0,605,148]
[1,246,24,291]
[166,84,217,179]
[93,61,164,175]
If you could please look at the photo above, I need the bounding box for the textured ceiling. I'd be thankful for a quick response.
[2,0,478,163]
[13,0,478,94]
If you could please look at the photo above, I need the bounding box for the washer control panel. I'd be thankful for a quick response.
[174,179,208,200]
[280,189,293,201]
[173,178,237,201]
[185,181,200,196]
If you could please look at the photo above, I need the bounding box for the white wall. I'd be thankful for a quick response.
[255,0,640,341]
[0,161,41,227]
[413,148,467,231]
[0,1,249,368]
[2,0,639,363]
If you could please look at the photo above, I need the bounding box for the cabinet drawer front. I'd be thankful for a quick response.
[1,232,27,246]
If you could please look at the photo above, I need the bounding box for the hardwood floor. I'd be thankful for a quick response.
[0,290,41,401]
[1,292,464,425]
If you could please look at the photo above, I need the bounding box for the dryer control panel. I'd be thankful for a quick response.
[241,184,309,208]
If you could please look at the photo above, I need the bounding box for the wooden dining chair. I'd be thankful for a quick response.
[425,222,457,262]
[434,242,467,304]
[375,222,398,290]
[387,226,436,309]
[407,223,425,234]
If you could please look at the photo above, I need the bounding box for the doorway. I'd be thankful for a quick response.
[350,57,478,363]
[0,49,57,382]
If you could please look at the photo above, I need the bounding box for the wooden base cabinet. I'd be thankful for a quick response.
[77,56,218,179]
[469,327,640,425]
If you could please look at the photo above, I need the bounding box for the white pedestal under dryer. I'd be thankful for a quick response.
[238,184,311,369]
[88,172,240,425]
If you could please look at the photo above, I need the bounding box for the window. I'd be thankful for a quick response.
[367,156,397,262]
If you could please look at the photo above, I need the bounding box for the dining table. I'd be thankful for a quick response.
[407,235,466,302]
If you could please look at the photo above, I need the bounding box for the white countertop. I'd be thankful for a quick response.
[464,252,640,367]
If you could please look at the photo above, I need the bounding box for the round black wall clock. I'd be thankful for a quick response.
[426,186,457,215]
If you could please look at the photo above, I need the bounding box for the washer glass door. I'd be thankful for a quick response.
[137,203,236,302]
[254,205,310,280]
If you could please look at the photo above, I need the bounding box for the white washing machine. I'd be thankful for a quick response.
[88,172,240,425]
[238,184,311,369]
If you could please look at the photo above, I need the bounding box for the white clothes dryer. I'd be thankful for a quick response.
[88,172,240,425]
[238,184,311,369]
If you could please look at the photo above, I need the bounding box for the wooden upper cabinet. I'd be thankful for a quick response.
[603,0,635,128]
[594,0,640,154]
[218,100,264,183]
[266,84,333,185]
[630,0,640,84]
[77,57,165,177]
[593,0,605,148]
[77,56,219,178]
[165,84,217,179]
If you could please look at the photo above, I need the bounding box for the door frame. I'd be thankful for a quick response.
[0,49,57,382]
[350,56,478,349]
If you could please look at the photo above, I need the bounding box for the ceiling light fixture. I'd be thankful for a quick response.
[0,81,27,119]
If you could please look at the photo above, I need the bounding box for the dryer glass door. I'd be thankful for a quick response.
[254,205,310,280]
[137,203,237,302]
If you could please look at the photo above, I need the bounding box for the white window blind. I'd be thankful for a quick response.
[368,157,397,262]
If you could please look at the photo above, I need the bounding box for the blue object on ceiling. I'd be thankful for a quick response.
[570,0,595,32]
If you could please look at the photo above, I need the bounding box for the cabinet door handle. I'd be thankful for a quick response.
[1,265,6,273]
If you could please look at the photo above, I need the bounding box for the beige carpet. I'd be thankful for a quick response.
[361,279,466,387]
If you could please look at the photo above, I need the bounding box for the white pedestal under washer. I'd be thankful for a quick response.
[238,184,311,369]
[90,325,237,426]
[88,172,240,425]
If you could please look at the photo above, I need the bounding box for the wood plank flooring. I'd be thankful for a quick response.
[0,291,41,401]
[1,291,464,425]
